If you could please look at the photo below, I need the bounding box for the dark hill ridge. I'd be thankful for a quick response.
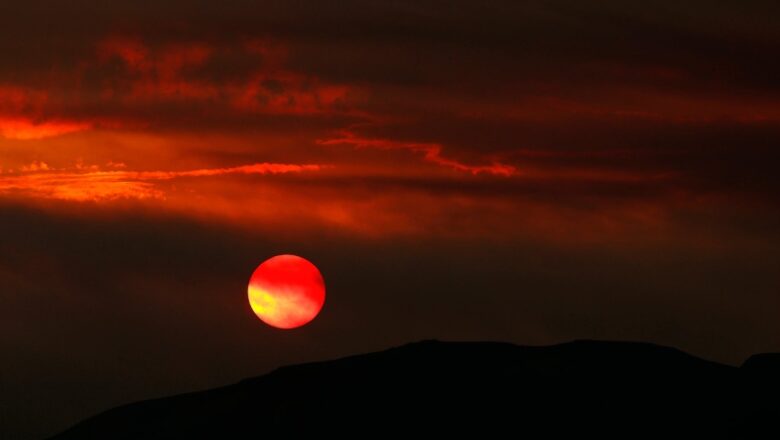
[742,352,780,376]
[51,340,778,439]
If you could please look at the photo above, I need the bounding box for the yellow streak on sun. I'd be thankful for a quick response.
[248,285,278,317]
[248,282,321,329]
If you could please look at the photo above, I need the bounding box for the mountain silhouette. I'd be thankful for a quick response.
[50,340,778,439]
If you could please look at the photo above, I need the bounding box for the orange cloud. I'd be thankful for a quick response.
[318,131,516,176]
[0,118,91,140]
[0,162,323,202]
[20,161,51,172]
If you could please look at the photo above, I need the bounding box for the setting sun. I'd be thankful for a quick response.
[248,254,325,329]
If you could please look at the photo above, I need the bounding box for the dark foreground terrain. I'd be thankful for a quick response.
[52,340,779,439]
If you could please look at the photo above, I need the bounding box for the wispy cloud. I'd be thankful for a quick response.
[0,162,323,201]
[318,131,516,177]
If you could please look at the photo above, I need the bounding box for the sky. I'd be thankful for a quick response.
[2,1,780,438]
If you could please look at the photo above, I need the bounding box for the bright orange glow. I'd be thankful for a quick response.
[247,255,325,329]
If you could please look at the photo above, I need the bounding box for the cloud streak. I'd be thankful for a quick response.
[318,131,517,176]
[0,162,323,201]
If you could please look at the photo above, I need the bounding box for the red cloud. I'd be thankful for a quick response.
[318,131,516,176]
[0,86,90,140]
[97,37,151,71]
[94,36,350,114]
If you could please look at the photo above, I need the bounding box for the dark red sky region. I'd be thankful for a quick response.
[1,1,779,438]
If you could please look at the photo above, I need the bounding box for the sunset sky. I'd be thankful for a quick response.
[2,1,780,438]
